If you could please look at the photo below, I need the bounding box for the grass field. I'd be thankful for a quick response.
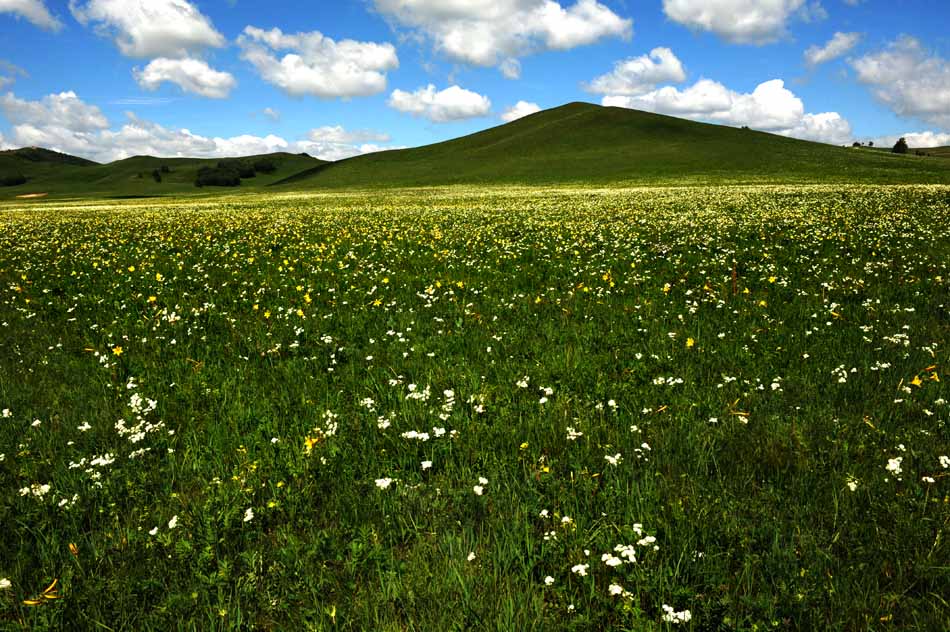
[1,185,949,630]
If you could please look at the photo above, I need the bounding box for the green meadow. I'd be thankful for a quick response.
[1,184,948,630]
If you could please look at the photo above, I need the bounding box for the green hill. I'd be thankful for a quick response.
[274,102,950,189]
[4,102,950,199]
[919,146,950,158]
[0,150,325,199]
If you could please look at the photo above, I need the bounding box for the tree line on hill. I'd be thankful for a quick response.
[195,158,277,187]
[850,137,932,156]
[2,157,280,189]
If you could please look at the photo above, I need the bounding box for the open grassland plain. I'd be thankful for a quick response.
[1,185,949,630]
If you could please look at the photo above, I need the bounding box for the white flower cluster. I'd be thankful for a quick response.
[406,383,431,401]
[473,476,488,496]
[19,482,51,498]
[661,604,692,624]
[309,410,339,443]
[885,456,903,479]
[115,391,166,449]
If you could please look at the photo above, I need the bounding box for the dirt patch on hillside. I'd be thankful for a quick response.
[15,193,48,199]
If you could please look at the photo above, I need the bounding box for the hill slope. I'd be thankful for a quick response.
[0,151,326,199]
[274,102,950,189]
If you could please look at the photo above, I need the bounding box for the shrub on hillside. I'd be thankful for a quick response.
[0,173,27,186]
[892,138,909,154]
[253,158,277,174]
[195,165,241,187]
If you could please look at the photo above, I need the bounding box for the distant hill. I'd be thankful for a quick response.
[0,150,325,199]
[1,146,99,167]
[4,102,950,199]
[273,102,950,189]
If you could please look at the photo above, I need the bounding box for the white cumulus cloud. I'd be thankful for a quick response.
[0,0,61,31]
[238,26,399,99]
[778,112,852,144]
[388,84,491,122]
[373,0,631,75]
[0,90,402,162]
[294,125,400,161]
[501,101,541,122]
[805,32,860,66]
[1,90,109,132]
[662,0,807,45]
[305,126,392,144]
[851,36,950,129]
[134,58,236,99]
[603,78,852,144]
[70,0,225,59]
[586,47,686,96]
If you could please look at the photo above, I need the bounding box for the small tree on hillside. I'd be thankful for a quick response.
[892,137,909,154]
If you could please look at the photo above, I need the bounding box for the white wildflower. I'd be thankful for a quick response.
[661,605,692,624]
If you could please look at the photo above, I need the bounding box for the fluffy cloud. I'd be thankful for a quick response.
[586,47,686,96]
[297,126,401,161]
[373,0,631,75]
[662,0,808,45]
[851,36,950,129]
[238,26,398,99]
[134,58,236,99]
[866,131,950,149]
[501,101,541,122]
[305,126,391,144]
[0,90,109,132]
[70,0,225,59]
[0,90,400,162]
[805,32,860,66]
[0,131,15,150]
[603,79,852,144]
[388,84,491,122]
[262,107,280,122]
[0,0,61,31]
[777,112,852,144]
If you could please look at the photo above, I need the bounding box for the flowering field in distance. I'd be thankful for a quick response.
[1,185,948,630]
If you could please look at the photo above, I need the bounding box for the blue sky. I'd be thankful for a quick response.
[0,0,948,162]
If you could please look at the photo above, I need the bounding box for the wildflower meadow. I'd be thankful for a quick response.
[1,184,948,630]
